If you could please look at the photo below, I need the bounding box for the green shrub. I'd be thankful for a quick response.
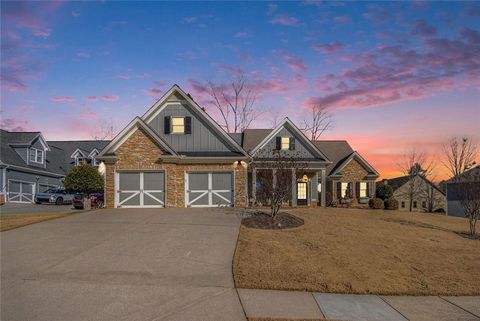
[384,198,399,210]
[64,164,104,195]
[368,198,383,209]
[376,182,394,200]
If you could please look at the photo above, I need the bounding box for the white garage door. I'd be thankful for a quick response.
[116,172,165,208]
[186,172,233,207]
[8,180,35,203]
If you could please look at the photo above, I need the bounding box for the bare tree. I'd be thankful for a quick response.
[450,168,480,236]
[206,73,261,133]
[397,150,434,212]
[92,119,117,140]
[253,151,307,219]
[442,137,477,178]
[421,176,444,213]
[302,104,333,140]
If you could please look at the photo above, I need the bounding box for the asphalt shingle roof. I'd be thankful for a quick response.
[312,140,354,175]
[0,129,109,176]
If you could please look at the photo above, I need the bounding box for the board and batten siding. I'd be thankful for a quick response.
[147,104,233,153]
[255,127,318,159]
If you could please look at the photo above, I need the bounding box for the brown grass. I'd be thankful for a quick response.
[234,207,480,296]
[0,212,74,232]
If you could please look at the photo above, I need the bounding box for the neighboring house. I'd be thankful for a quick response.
[380,175,446,212]
[0,129,108,204]
[98,84,379,209]
[444,165,480,217]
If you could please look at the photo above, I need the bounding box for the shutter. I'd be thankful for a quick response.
[164,116,171,134]
[336,182,341,198]
[185,116,192,134]
[276,137,281,150]
[356,182,360,199]
[289,137,295,150]
[366,182,370,197]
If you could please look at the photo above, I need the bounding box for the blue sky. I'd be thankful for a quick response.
[1,1,479,178]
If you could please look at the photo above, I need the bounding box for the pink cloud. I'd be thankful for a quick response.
[87,96,98,101]
[283,54,307,73]
[144,88,162,96]
[116,74,130,80]
[314,42,345,54]
[305,27,480,110]
[0,118,33,132]
[50,96,75,102]
[101,95,119,101]
[270,14,298,26]
[79,106,97,119]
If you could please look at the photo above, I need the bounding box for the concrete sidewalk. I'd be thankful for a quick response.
[238,289,480,321]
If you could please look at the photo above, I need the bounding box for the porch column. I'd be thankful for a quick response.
[291,168,297,206]
[332,179,337,200]
[252,168,256,204]
[321,169,326,207]
[311,171,318,206]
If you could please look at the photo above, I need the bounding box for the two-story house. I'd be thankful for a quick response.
[98,84,379,208]
[0,129,108,204]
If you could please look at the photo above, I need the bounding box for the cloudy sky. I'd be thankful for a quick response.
[1,1,479,179]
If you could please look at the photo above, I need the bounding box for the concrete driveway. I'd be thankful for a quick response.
[1,208,246,321]
[0,203,76,215]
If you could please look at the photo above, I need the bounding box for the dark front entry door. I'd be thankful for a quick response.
[297,182,308,206]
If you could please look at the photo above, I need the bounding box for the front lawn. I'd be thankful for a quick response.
[0,212,74,232]
[233,208,480,295]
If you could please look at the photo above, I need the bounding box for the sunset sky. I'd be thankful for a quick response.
[1,1,479,180]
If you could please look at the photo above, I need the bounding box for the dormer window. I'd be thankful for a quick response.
[89,149,99,167]
[276,136,295,150]
[29,148,44,164]
[164,116,192,134]
[172,117,185,134]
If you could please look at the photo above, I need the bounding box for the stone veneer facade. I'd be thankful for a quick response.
[330,158,376,203]
[104,127,247,208]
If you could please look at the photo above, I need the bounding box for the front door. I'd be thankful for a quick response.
[297,182,308,206]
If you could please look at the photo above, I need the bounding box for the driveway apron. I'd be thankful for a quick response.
[1,208,246,321]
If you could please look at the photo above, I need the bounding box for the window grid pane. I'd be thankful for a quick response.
[281,137,289,150]
[359,182,367,197]
[172,117,185,133]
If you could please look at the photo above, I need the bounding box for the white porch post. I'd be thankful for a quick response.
[321,169,326,207]
[311,171,318,206]
[291,168,296,206]
[252,168,257,205]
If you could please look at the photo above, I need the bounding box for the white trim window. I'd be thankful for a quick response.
[280,137,290,150]
[29,148,44,164]
[359,182,368,198]
[341,182,349,198]
[172,117,185,134]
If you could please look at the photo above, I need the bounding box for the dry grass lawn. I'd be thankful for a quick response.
[234,208,480,296]
[0,212,74,232]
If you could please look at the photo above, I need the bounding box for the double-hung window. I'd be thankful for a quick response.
[359,182,368,198]
[30,148,44,164]
[280,137,290,150]
[172,117,185,134]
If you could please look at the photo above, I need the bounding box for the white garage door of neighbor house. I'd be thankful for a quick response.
[186,172,233,207]
[116,172,165,208]
[8,180,35,203]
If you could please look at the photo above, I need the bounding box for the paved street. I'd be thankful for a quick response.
[1,208,246,321]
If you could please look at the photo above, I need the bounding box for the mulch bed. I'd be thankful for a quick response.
[242,212,304,230]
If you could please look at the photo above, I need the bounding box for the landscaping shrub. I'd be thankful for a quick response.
[369,198,383,209]
[376,183,394,200]
[384,198,399,210]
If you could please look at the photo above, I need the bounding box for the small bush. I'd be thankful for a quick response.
[369,198,383,209]
[434,208,446,213]
[384,198,399,210]
[376,183,394,200]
